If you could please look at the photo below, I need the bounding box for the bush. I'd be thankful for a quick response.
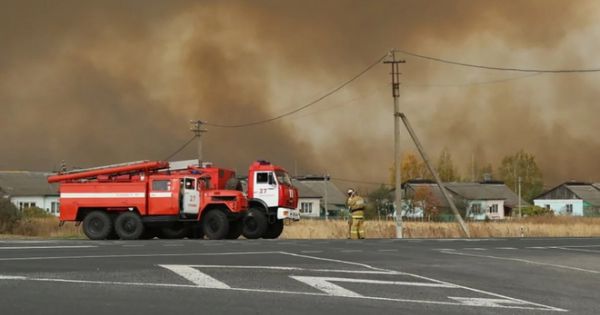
[521,205,554,217]
[0,198,21,233]
[21,206,53,218]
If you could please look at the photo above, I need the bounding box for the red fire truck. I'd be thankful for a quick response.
[48,159,299,240]
[48,160,247,240]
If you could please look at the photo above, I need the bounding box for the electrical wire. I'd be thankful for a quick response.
[405,72,543,87]
[394,48,600,73]
[204,53,388,128]
[164,135,196,161]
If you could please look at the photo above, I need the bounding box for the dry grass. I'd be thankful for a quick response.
[1,217,83,239]
[1,216,599,239]
[282,217,600,239]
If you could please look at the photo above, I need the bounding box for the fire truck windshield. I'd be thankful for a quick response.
[275,171,292,186]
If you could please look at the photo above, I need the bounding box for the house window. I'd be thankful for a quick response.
[471,203,481,214]
[545,204,551,211]
[565,204,573,214]
[300,202,313,214]
[490,204,499,213]
[51,202,60,214]
[18,202,36,210]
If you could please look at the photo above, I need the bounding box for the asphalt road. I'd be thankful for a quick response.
[0,237,598,314]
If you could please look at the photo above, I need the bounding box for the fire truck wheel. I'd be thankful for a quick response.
[226,219,243,239]
[115,212,145,240]
[82,211,113,240]
[202,210,229,240]
[242,208,268,239]
[263,219,284,239]
[160,224,190,239]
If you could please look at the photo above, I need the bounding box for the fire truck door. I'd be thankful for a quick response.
[254,171,278,207]
[182,177,200,214]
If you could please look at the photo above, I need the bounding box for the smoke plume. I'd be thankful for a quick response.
[1,0,599,187]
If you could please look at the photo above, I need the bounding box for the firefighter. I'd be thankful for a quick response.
[346,188,365,239]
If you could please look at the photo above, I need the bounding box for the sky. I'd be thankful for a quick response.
[1,0,599,188]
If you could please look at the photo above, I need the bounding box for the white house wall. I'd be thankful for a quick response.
[10,196,60,217]
[467,200,505,220]
[533,199,584,216]
[297,197,321,218]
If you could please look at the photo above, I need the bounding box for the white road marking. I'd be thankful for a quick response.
[554,247,600,254]
[159,265,230,289]
[0,246,97,250]
[448,297,529,307]
[495,247,517,250]
[281,251,388,271]
[440,250,600,274]
[122,245,144,247]
[290,276,363,297]
[463,248,486,251]
[434,248,455,251]
[176,264,408,275]
[0,251,281,261]
[526,246,548,249]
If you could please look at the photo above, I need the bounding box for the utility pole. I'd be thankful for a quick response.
[324,172,329,221]
[518,176,522,218]
[190,120,207,164]
[384,50,406,238]
[399,113,470,238]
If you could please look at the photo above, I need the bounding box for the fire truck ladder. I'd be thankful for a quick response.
[48,160,169,183]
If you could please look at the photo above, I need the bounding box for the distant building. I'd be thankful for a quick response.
[533,182,600,216]
[0,171,59,216]
[403,180,526,220]
[293,176,347,218]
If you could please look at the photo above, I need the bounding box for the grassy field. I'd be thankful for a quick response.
[1,216,599,240]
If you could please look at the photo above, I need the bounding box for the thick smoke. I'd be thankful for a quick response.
[0,0,599,186]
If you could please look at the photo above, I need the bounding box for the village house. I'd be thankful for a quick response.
[0,171,60,216]
[293,176,347,218]
[533,181,600,216]
[403,179,526,220]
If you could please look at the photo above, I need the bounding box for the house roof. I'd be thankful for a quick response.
[405,182,526,208]
[567,184,600,207]
[294,178,347,206]
[291,179,322,198]
[0,171,58,197]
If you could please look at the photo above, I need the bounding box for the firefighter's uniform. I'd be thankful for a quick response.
[346,193,365,239]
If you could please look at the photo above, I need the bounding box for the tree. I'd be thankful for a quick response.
[0,198,21,233]
[389,152,429,185]
[367,185,394,219]
[436,147,460,182]
[497,150,543,202]
[408,186,440,220]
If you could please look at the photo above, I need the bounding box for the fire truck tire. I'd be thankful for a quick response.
[226,219,243,239]
[188,224,204,239]
[115,212,145,240]
[263,219,284,239]
[160,224,190,239]
[82,211,113,240]
[202,210,229,240]
[242,208,268,239]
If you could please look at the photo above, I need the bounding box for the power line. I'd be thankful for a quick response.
[204,53,388,128]
[394,48,600,73]
[164,135,196,161]
[405,72,543,87]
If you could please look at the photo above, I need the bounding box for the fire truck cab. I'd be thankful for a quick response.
[213,160,300,239]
